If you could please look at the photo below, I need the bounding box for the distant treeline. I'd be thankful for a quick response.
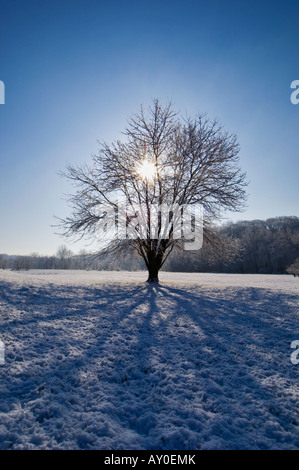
[1,216,299,274]
[166,216,299,274]
[0,245,144,272]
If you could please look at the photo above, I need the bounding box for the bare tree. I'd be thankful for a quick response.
[56,245,73,269]
[58,99,247,282]
[287,258,299,277]
[13,256,32,271]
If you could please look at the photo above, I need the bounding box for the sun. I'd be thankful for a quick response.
[137,160,156,181]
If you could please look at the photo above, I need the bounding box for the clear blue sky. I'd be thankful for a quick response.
[0,0,299,255]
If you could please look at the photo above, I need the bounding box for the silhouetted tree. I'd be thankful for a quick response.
[58,100,247,282]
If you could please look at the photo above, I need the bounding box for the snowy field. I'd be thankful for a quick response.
[0,269,298,450]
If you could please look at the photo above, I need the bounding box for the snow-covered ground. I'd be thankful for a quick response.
[0,269,298,450]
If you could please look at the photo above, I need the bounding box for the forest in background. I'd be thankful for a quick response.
[1,216,299,275]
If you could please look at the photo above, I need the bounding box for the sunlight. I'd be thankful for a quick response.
[137,160,156,181]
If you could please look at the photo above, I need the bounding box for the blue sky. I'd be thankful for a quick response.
[0,0,299,255]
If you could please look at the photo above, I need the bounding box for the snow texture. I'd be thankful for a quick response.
[0,270,298,450]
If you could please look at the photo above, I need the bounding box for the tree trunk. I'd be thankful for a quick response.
[146,251,163,283]
[146,264,160,283]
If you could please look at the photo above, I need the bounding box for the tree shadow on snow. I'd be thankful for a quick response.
[0,277,298,449]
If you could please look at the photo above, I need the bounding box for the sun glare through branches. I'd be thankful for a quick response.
[136,160,156,181]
